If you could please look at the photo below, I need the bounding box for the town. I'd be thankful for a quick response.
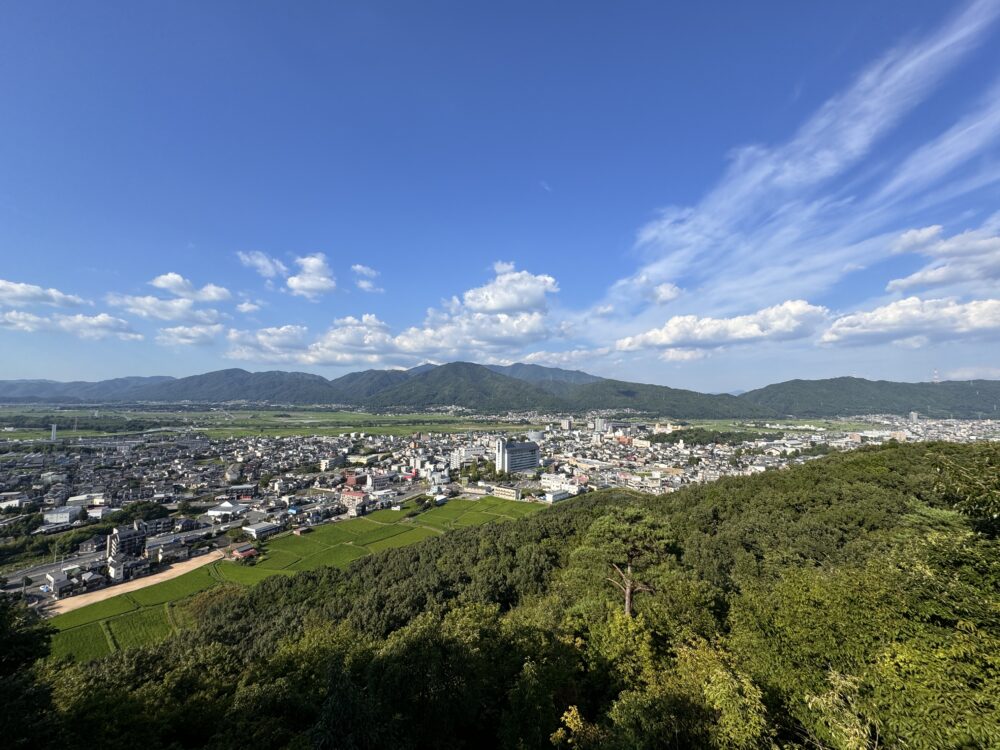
[1,409,996,609]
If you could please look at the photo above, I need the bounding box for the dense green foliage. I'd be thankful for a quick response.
[3,364,998,417]
[4,442,999,749]
[740,376,1000,418]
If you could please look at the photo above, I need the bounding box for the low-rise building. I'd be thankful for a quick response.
[245,521,281,540]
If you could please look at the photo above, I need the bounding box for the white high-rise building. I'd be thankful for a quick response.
[495,438,540,474]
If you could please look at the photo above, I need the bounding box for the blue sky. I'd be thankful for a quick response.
[1,0,999,391]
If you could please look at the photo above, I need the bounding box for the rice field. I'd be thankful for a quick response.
[107,606,173,650]
[48,495,546,661]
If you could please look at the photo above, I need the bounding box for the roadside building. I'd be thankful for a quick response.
[244,521,281,540]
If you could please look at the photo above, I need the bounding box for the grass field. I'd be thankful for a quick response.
[108,606,173,650]
[48,496,546,661]
[0,406,541,441]
[48,621,112,662]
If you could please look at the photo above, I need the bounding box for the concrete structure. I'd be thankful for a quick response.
[107,525,146,558]
[245,521,282,540]
[43,506,84,525]
[495,438,540,474]
[491,485,522,501]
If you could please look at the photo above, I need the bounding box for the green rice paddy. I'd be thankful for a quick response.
[48,496,545,661]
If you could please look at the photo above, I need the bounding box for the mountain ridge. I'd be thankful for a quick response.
[0,365,997,418]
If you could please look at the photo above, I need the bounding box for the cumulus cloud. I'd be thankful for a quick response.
[107,294,220,323]
[617,300,828,351]
[237,251,288,279]
[236,301,261,313]
[886,220,1000,295]
[226,264,565,366]
[150,272,231,302]
[156,324,225,347]
[287,253,336,299]
[351,264,383,293]
[462,263,558,313]
[0,279,87,308]
[821,296,1000,346]
[227,325,311,361]
[0,311,142,340]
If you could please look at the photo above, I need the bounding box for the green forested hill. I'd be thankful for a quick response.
[6,442,999,749]
[2,364,999,418]
[739,376,1000,418]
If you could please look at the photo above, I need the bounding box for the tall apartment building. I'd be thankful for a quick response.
[495,438,540,474]
[106,525,146,559]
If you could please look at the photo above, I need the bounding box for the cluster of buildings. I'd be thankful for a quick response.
[2,412,996,601]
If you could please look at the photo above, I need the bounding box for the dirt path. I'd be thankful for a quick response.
[48,549,225,616]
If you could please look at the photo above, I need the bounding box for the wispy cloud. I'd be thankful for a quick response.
[237,251,288,279]
[593,0,1000,337]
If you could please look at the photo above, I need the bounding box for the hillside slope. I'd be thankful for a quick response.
[740,376,1000,418]
[19,442,999,749]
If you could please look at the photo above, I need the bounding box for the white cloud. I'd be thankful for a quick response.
[0,279,87,308]
[651,283,682,304]
[887,220,1000,294]
[463,264,559,313]
[150,272,231,302]
[0,311,142,341]
[617,300,828,351]
[107,294,220,323]
[821,296,1000,346]
[226,264,565,366]
[893,225,944,252]
[588,1,1000,335]
[227,325,311,361]
[156,324,224,347]
[943,365,1000,380]
[237,251,288,279]
[351,264,384,293]
[287,253,336,299]
[55,314,143,341]
[660,348,707,362]
[0,311,46,332]
[236,301,261,313]
[521,348,611,367]
[351,264,378,278]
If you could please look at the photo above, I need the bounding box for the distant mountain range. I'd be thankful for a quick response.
[0,363,997,418]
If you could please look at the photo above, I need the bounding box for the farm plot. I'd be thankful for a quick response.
[366,525,440,552]
[351,524,409,547]
[287,544,368,571]
[49,622,112,662]
[108,606,173,650]
[256,548,302,570]
[51,594,137,631]
[126,567,218,606]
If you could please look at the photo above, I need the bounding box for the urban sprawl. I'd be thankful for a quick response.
[1,411,996,609]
